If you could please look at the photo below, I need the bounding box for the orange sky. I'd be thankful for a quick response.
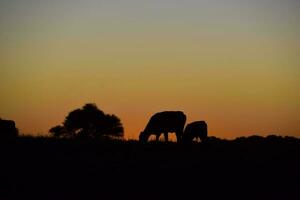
[0,0,299,139]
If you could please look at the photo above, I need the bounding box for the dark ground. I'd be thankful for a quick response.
[0,136,299,200]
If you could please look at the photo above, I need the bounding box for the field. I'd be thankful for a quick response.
[1,136,300,200]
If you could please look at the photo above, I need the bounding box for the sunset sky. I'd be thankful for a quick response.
[0,0,299,139]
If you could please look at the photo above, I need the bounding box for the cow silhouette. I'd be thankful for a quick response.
[0,119,18,140]
[183,121,208,143]
[139,111,186,142]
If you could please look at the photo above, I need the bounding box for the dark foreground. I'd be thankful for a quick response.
[0,136,300,200]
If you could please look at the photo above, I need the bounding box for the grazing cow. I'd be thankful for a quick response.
[0,119,18,140]
[183,121,207,143]
[139,111,186,142]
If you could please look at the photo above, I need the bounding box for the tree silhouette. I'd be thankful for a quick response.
[49,125,67,138]
[49,103,124,139]
[0,118,19,140]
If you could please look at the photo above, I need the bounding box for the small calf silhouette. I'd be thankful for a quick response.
[139,111,186,142]
[183,121,208,143]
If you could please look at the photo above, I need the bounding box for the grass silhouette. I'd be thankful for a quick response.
[0,135,299,200]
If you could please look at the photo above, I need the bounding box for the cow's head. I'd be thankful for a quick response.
[139,131,148,142]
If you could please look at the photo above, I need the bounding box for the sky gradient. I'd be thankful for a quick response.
[1,0,299,139]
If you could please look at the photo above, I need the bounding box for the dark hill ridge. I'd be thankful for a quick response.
[0,136,299,200]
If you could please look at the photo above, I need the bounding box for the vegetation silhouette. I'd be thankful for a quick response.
[0,134,299,200]
[139,111,186,142]
[1,110,299,199]
[183,121,208,143]
[49,103,124,139]
[0,118,18,140]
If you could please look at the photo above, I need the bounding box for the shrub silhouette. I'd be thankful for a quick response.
[0,118,19,140]
[49,103,124,139]
[139,111,186,142]
[183,121,208,143]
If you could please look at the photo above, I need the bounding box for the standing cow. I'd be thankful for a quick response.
[0,119,19,140]
[139,111,186,142]
[183,121,208,143]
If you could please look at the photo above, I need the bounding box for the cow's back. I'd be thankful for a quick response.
[144,111,186,133]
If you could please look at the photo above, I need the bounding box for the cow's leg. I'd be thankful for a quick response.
[176,131,182,143]
[164,132,169,142]
[156,134,160,141]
